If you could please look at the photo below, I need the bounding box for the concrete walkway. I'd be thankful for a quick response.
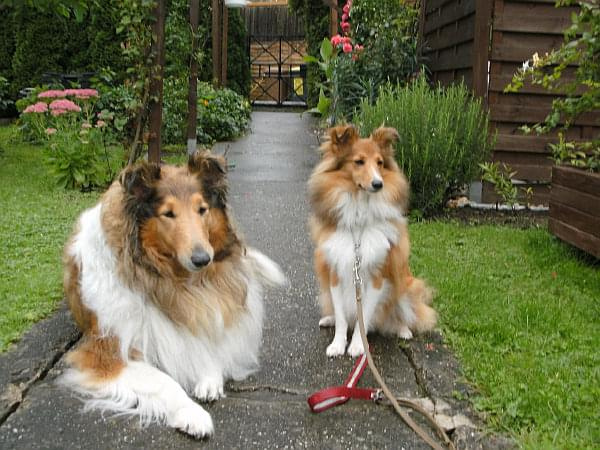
[0,112,510,449]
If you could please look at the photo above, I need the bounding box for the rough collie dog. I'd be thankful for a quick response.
[308,125,436,358]
[61,151,285,438]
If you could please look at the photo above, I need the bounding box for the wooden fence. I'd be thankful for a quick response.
[420,0,600,204]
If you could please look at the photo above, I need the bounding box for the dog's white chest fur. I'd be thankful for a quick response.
[321,192,403,321]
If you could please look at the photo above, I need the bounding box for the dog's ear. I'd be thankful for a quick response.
[371,127,399,155]
[189,151,228,208]
[327,124,358,155]
[120,162,161,202]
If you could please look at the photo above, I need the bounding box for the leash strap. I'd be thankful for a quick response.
[307,352,379,413]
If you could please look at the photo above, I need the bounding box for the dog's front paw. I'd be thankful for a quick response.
[326,339,347,357]
[346,338,365,358]
[398,325,413,340]
[318,315,335,328]
[194,376,225,402]
[169,403,214,438]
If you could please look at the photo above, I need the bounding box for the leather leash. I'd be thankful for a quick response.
[308,240,455,450]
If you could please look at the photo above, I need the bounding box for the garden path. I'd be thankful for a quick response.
[0,112,510,449]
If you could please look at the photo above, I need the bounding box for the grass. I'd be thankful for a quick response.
[410,221,600,449]
[0,126,100,350]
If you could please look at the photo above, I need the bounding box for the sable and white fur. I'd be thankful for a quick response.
[308,125,436,357]
[61,152,285,438]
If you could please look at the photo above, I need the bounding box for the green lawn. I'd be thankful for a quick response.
[0,126,100,350]
[1,125,598,448]
[411,222,599,449]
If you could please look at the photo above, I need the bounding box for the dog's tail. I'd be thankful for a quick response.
[406,277,437,333]
[246,248,287,287]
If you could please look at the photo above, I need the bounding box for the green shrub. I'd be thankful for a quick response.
[0,9,15,86]
[0,77,13,115]
[162,79,251,146]
[355,78,494,216]
[350,0,419,86]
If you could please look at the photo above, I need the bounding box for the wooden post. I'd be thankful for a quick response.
[147,0,166,164]
[330,0,338,37]
[221,4,228,86]
[212,0,222,85]
[187,0,200,155]
[472,0,494,104]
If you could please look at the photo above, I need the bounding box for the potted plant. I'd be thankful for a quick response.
[548,136,600,258]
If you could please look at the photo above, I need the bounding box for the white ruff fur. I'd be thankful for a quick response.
[321,191,408,356]
[62,203,284,436]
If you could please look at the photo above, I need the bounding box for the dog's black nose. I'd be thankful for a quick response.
[191,250,211,268]
[371,180,383,191]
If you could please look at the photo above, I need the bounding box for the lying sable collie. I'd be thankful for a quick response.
[61,151,285,438]
[309,125,437,357]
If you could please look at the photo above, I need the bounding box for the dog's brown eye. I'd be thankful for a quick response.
[377,160,384,166]
[198,207,208,215]
[355,159,365,166]
[163,211,175,218]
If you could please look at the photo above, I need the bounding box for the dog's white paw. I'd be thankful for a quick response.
[346,338,365,358]
[398,325,413,340]
[326,340,347,357]
[169,403,214,438]
[318,315,335,328]
[194,376,225,402]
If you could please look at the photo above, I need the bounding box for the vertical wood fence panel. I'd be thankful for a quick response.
[420,0,600,204]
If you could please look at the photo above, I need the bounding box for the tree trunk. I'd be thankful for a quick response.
[147,0,167,164]
[187,0,200,156]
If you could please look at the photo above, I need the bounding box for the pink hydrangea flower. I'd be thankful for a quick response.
[96,120,106,128]
[51,109,67,116]
[354,44,364,52]
[38,90,66,99]
[342,42,353,53]
[23,102,48,113]
[343,4,350,14]
[45,128,57,135]
[49,99,81,113]
[342,13,349,22]
[341,21,351,33]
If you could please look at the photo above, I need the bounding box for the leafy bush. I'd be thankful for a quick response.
[306,0,419,122]
[350,0,419,86]
[45,125,110,190]
[162,79,251,146]
[0,77,13,115]
[355,78,494,215]
[15,88,120,189]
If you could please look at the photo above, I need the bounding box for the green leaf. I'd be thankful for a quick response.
[320,38,333,62]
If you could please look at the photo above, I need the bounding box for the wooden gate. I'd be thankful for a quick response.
[249,35,307,106]
[243,3,307,106]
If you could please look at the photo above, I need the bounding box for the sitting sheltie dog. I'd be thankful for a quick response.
[308,125,437,357]
[61,151,285,438]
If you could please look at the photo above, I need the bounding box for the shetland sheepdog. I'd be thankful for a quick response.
[61,151,285,438]
[308,125,436,357]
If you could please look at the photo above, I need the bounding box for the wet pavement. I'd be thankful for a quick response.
[0,112,512,449]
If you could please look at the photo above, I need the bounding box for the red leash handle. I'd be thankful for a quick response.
[308,352,379,413]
